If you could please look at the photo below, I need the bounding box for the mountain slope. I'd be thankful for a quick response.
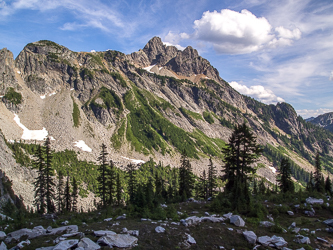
[308,112,333,133]
[0,38,333,207]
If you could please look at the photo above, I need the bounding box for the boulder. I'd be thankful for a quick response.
[35,247,54,250]
[271,235,288,249]
[128,230,139,237]
[230,215,245,227]
[97,234,138,248]
[0,242,6,250]
[5,228,33,243]
[53,239,79,250]
[294,235,310,244]
[116,214,126,220]
[186,233,196,244]
[47,225,78,235]
[77,237,101,250]
[94,230,116,237]
[201,217,225,223]
[323,219,333,227]
[258,236,271,246]
[0,231,6,240]
[223,213,233,219]
[306,197,323,205]
[243,231,257,244]
[260,221,275,227]
[287,211,294,216]
[104,218,112,222]
[185,216,201,226]
[16,239,30,249]
[155,226,165,233]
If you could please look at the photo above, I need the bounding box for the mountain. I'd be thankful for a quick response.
[307,112,333,133]
[0,37,333,208]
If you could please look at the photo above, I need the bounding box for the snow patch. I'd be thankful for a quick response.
[74,140,92,152]
[121,156,145,164]
[79,63,82,66]
[268,166,276,173]
[17,71,21,74]
[14,114,48,140]
[143,64,156,73]
[159,67,163,70]
[70,88,74,91]
[7,139,15,143]
[0,96,3,98]
[40,94,46,99]
[49,92,56,97]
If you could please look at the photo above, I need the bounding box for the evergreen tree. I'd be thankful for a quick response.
[107,160,116,206]
[178,150,194,200]
[116,173,122,206]
[64,172,71,212]
[198,170,208,200]
[221,123,261,210]
[259,179,266,195]
[277,158,294,193]
[97,143,108,207]
[314,152,324,193]
[307,172,315,192]
[126,163,137,203]
[207,157,217,198]
[252,179,258,195]
[325,176,332,195]
[33,145,46,214]
[57,170,64,213]
[44,137,55,213]
[72,177,78,212]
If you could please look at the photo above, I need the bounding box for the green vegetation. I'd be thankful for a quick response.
[72,97,80,127]
[110,119,126,149]
[203,110,214,124]
[179,107,204,121]
[110,72,127,88]
[123,87,199,157]
[80,68,94,80]
[4,87,22,105]
[89,53,104,67]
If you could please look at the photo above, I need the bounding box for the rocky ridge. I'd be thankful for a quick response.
[308,112,333,133]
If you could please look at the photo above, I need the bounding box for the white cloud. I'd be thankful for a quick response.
[230,81,285,104]
[296,108,333,119]
[163,31,189,50]
[330,71,333,81]
[189,9,301,54]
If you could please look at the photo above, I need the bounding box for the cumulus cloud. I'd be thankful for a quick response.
[183,9,301,54]
[230,81,285,104]
[296,108,333,119]
[163,31,189,50]
[330,71,333,81]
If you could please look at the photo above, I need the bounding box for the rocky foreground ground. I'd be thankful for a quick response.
[0,196,332,249]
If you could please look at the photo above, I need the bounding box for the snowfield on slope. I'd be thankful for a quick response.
[14,114,48,140]
[74,140,92,152]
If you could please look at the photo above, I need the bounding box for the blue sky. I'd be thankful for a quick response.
[1,0,333,118]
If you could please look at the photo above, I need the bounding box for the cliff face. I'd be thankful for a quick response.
[0,37,333,209]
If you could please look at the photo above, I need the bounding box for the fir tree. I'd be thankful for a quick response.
[116,173,122,206]
[314,152,324,193]
[325,176,332,195]
[57,170,64,213]
[221,123,261,210]
[44,137,55,213]
[307,172,315,192]
[178,150,194,200]
[33,145,46,214]
[72,177,78,212]
[97,143,108,207]
[107,160,116,206]
[198,169,208,200]
[253,179,258,195]
[277,158,294,193]
[64,172,71,212]
[207,157,217,198]
[126,163,137,203]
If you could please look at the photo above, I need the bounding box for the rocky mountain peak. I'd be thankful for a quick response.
[0,48,17,95]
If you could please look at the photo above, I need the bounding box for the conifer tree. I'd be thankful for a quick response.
[207,157,217,198]
[178,150,194,200]
[126,163,137,203]
[107,160,116,206]
[325,176,332,195]
[72,177,78,212]
[198,170,208,200]
[277,158,294,193]
[314,152,325,193]
[44,137,55,213]
[33,145,46,214]
[57,170,64,213]
[307,172,315,192]
[64,172,71,212]
[116,173,122,206]
[97,143,108,207]
[221,123,261,210]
